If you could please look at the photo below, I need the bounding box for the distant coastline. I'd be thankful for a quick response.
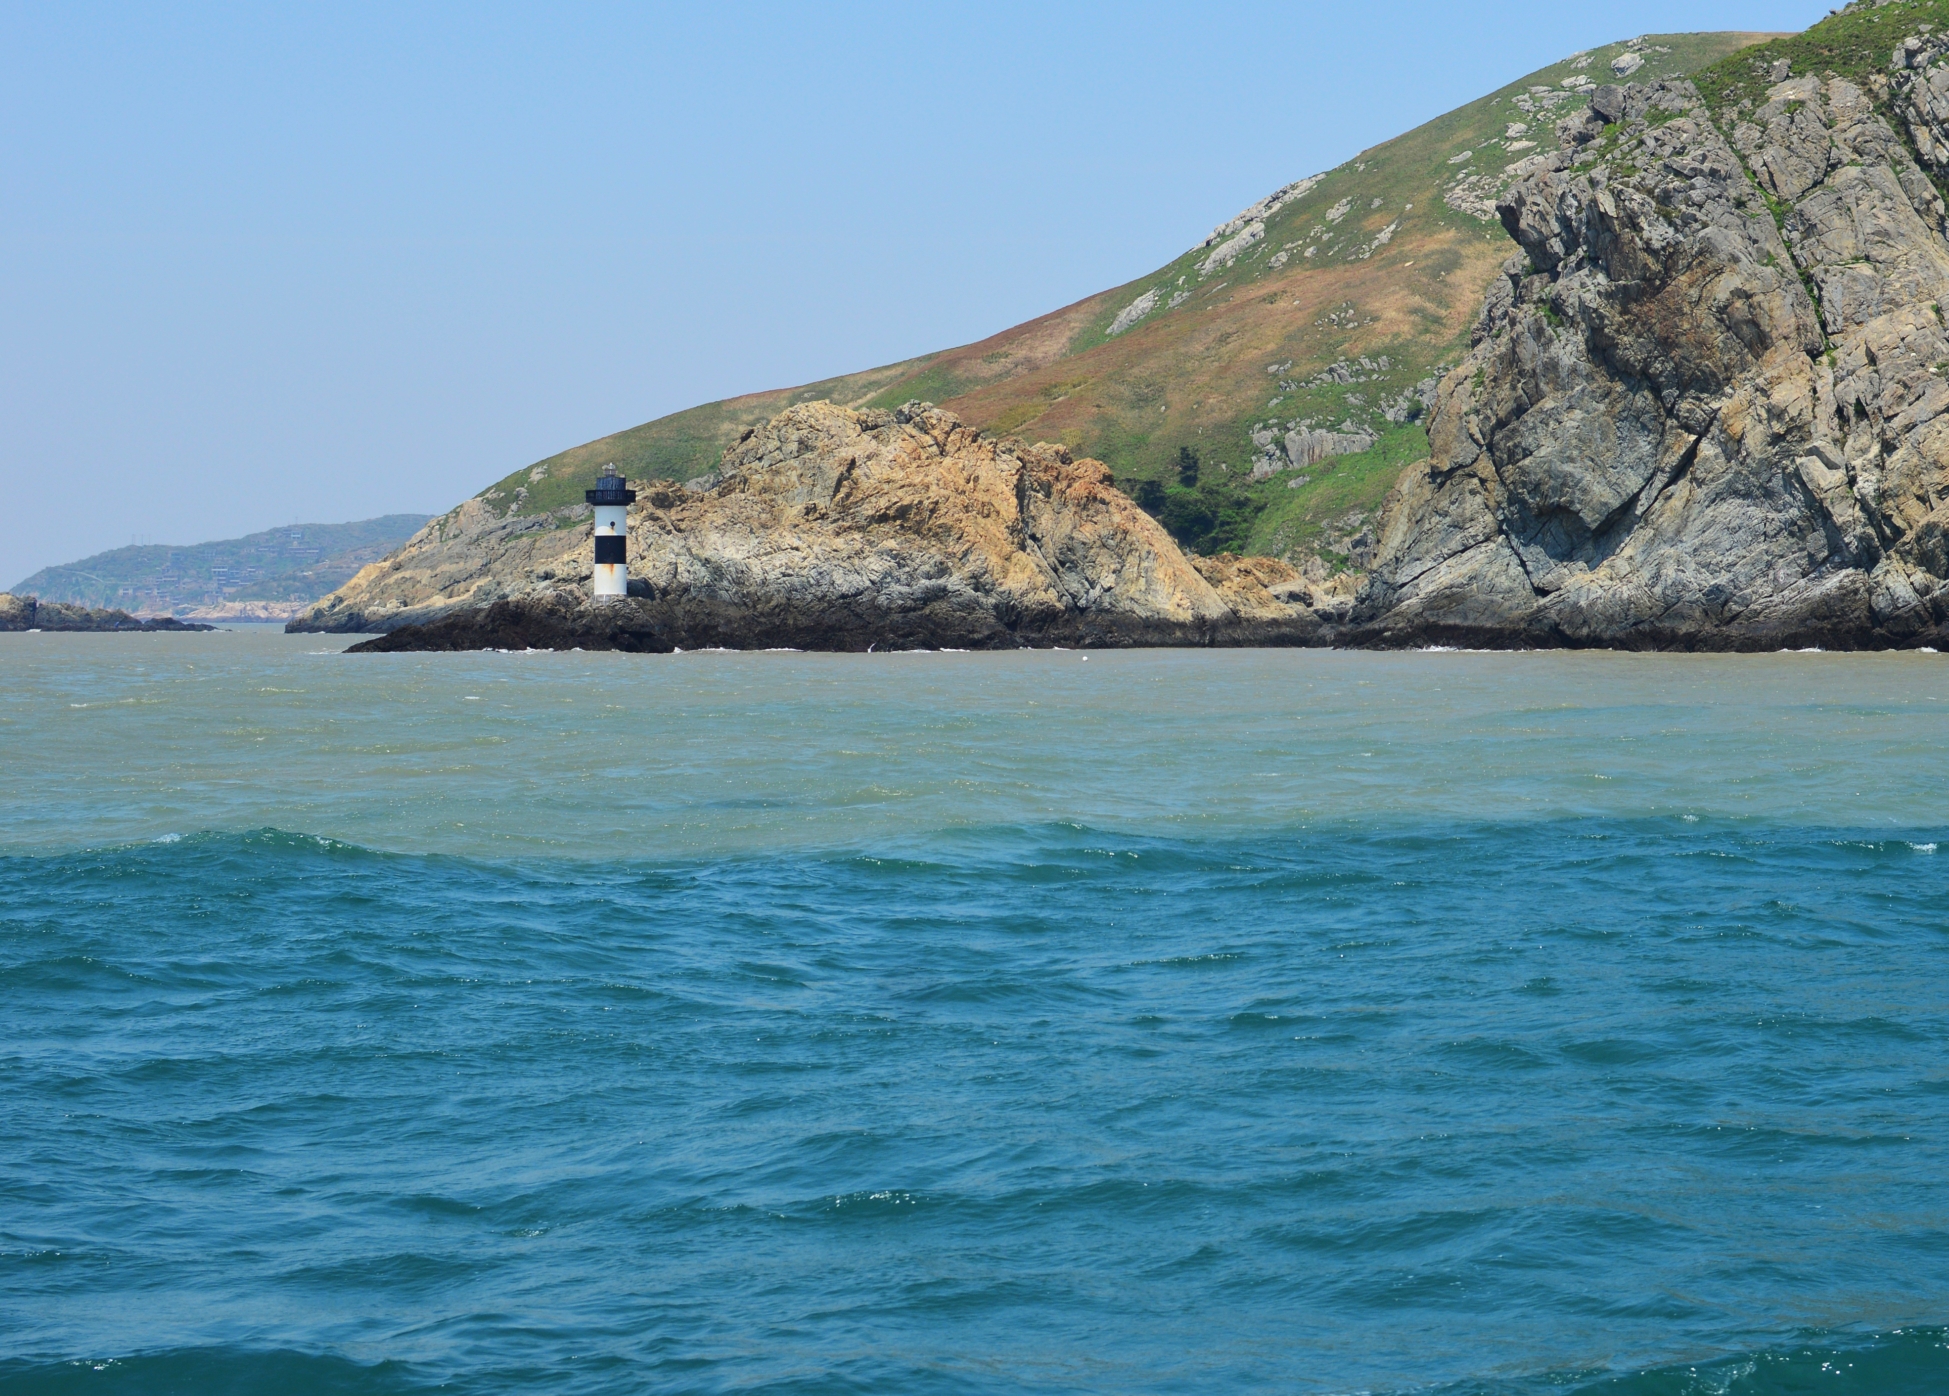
[10,515,429,620]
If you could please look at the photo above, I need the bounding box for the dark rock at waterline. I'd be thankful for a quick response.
[344,590,1328,654]
[0,592,216,632]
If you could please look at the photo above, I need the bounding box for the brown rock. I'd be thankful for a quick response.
[0,593,215,632]
[329,402,1329,652]
[1347,74,1949,650]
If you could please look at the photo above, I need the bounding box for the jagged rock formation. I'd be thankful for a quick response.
[0,593,214,632]
[1346,46,1949,650]
[325,403,1327,653]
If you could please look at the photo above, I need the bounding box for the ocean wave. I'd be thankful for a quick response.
[3,1328,1941,1395]
[1519,1327,1949,1395]
[0,1350,436,1396]
[8,815,1949,883]
[6,819,1949,1394]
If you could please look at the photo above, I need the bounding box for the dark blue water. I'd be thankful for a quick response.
[5,818,1947,1393]
[6,635,1949,1390]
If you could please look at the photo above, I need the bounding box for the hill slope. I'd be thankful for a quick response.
[461,31,1772,570]
[14,515,430,620]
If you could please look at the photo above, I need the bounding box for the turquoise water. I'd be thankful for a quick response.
[3,630,1947,1393]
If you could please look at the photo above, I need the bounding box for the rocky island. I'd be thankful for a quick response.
[297,7,1949,653]
[0,593,215,632]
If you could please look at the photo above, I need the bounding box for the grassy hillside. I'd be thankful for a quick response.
[12,515,430,615]
[467,30,1774,559]
[1693,0,1949,115]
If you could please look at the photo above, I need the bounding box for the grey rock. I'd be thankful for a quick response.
[1346,74,1949,650]
[1107,288,1160,336]
[1284,427,1376,470]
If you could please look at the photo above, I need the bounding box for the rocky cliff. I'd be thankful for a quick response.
[315,402,1329,653]
[1347,23,1949,650]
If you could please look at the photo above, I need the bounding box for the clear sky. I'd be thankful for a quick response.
[1,0,1830,585]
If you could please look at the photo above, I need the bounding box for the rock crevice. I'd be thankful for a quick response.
[1348,58,1949,649]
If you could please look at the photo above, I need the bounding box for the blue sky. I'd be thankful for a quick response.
[1,0,1830,584]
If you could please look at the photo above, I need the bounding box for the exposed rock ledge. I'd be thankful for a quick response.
[321,403,1339,653]
[0,593,215,633]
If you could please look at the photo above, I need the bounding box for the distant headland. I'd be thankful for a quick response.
[10,515,430,623]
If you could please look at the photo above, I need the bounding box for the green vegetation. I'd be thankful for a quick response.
[10,516,430,614]
[461,29,1777,566]
[860,360,974,413]
[1121,425,1430,558]
[1246,427,1432,560]
[1692,0,1949,117]
[481,357,937,521]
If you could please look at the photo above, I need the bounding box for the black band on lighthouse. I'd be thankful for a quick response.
[594,536,627,565]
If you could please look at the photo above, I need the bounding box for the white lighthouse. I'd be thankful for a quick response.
[586,465,637,599]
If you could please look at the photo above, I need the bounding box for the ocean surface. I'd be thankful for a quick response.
[3,627,1948,1394]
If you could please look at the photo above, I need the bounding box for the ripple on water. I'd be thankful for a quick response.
[4,635,1949,1391]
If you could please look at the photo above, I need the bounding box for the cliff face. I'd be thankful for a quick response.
[318,402,1327,653]
[1349,49,1949,649]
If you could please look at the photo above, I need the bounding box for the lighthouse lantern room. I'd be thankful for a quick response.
[586,465,637,599]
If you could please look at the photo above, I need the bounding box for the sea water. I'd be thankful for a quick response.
[2,628,1946,1394]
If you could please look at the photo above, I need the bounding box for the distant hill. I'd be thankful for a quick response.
[11,515,431,620]
[455,31,1774,565]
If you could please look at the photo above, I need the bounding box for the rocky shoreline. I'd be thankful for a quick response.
[343,590,1326,654]
[307,401,1347,654]
[346,588,1949,655]
[311,31,1949,657]
[0,593,216,633]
